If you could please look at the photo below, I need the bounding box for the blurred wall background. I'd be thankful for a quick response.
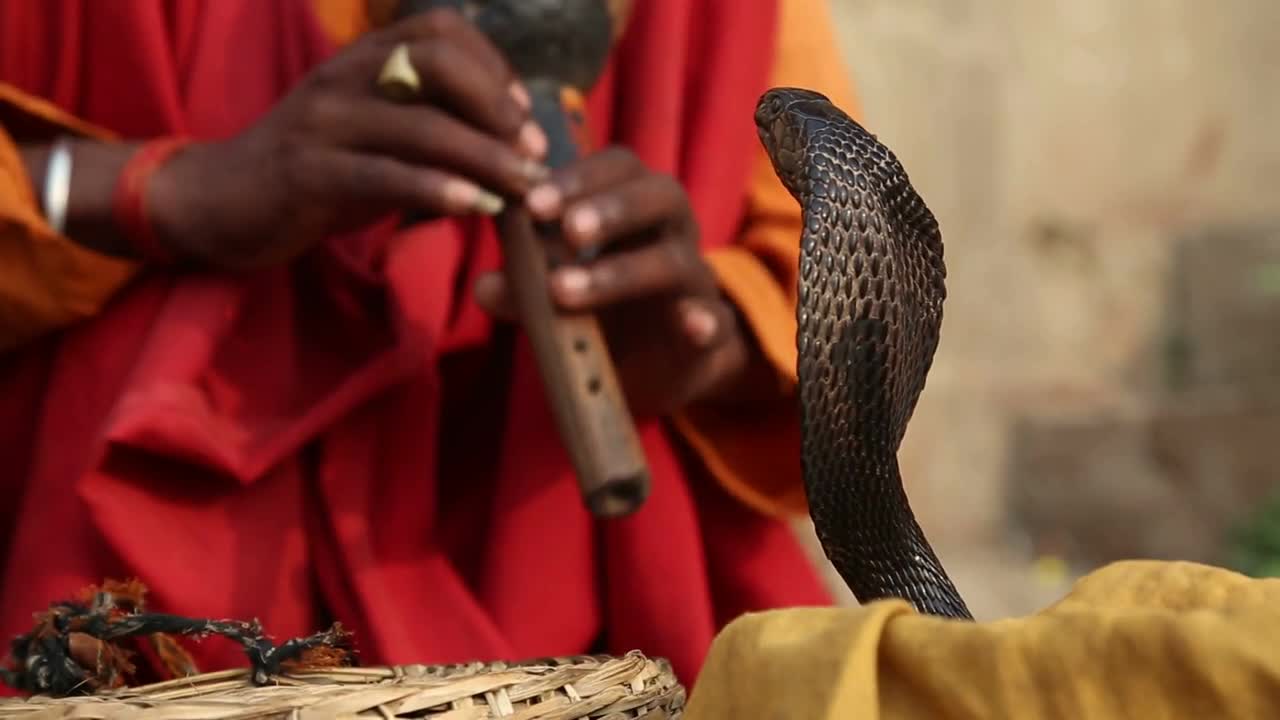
[795,0,1280,618]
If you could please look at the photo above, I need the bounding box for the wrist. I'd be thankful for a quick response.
[147,136,295,273]
[114,136,200,266]
[19,139,143,258]
[145,143,197,263]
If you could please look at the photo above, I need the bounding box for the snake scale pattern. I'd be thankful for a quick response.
[755,88,973,620]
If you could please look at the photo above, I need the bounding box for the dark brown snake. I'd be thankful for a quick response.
[756,87,973,620]
[398,1,973,619]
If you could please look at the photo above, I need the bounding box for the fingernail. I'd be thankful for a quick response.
[527,184,561,216]
[522,159,550,183]
[444,178,505,215]
[569,206,600,240]
[518,121,548,159]
[509,81,532,111]
[473,271,504,305]
[554,267,591,299]
[682,303,719,347]
[442,178,477,209]
[475,270,502,292]
[472,189,505,215]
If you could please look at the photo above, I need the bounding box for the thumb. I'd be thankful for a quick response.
[675,296,727,349]
[473,271,519,322]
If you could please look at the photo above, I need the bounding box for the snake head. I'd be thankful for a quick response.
[755,87,841,201]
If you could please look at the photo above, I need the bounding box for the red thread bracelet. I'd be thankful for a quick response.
[113,137,193,264]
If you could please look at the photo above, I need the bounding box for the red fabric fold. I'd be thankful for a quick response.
[0,0,830,689]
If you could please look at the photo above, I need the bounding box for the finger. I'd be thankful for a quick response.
[674,296,728,349]
[382,8,510,94]
[297,146,505,216]
[409,41,548,157]
[476,264,726,348]
[339,11,528,120]
[558,172,693,252]
[473,271,519,321]
[548,238,712,310]
[363,10,543,157]
[525,147,645,221]
[331,99,548,199]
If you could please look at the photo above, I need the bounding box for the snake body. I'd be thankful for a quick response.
[755,88,972,619]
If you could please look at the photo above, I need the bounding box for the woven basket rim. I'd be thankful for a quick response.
[0,650,686,719]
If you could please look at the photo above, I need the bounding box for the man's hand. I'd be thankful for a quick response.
[150,8,549,270]
[473,148,767,419]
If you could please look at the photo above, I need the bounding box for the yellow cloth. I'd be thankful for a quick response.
[685,561,1280,719]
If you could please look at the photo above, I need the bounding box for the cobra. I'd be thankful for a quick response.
[755,87,972,620]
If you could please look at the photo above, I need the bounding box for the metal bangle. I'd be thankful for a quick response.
[43,137,73,234]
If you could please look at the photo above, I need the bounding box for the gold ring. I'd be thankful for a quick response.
[376,42,421,101]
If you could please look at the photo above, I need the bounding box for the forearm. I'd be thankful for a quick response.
[17,139,144,259]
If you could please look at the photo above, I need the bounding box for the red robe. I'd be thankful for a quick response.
[0,0,830,688]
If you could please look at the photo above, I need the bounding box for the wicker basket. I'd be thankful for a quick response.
[0,651,684,720]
